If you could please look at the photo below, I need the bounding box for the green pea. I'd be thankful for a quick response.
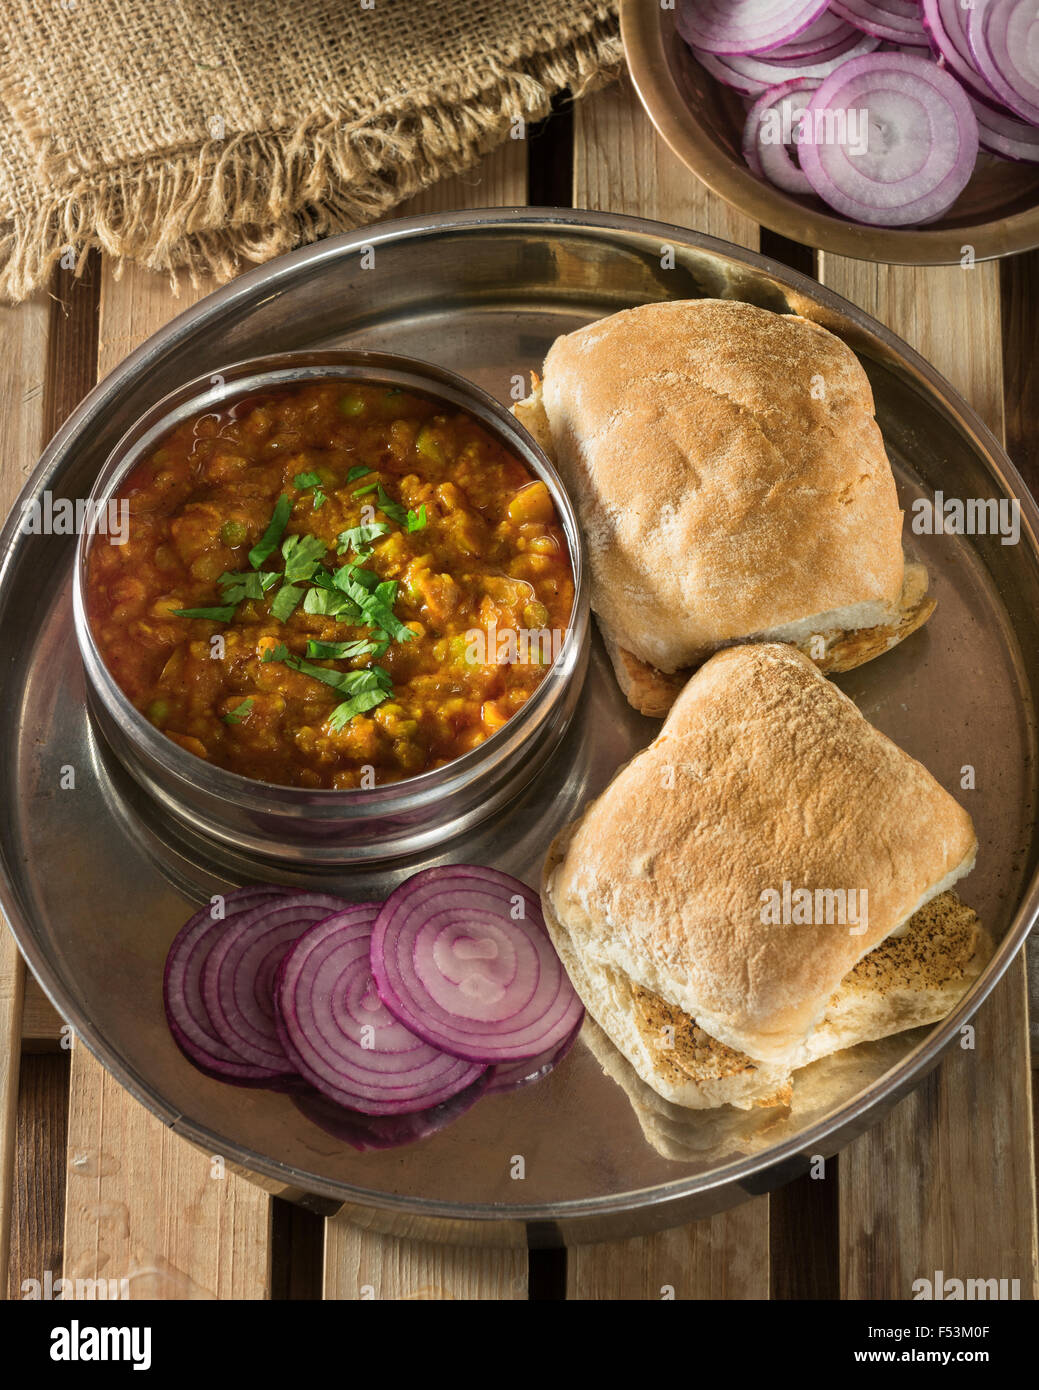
[147,698,170,725]
[221,519,247,546]
[338,392,366,418]
[523,600,550,629]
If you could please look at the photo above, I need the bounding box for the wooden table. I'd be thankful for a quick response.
[1,73,1037,1302]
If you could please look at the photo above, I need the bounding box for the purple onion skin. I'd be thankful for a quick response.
[292,1073,491,1150]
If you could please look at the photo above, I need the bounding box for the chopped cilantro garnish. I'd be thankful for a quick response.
[261,644,391,697]
[248,495,293,569]
[337,522,389,555]
[346,465,371,483]
[334,562,378,593]
[222,698,254,725]
[352,481,378,498]
[218,570,279,603]
[328,688,390,731]
[306,638,379,660]
[293,471,328,511]
[332,569,414,644]
[173,604,237,622]
[406,505,428,533]
[302,586,360,620]
[270,582,305,622]
[281,533,327,582]
[375,484,409,528]
[374,579,398,607]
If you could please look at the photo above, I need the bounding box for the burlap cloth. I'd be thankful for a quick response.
[0,0,620,301]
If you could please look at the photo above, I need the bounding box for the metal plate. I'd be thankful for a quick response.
[2,209,1038,1246]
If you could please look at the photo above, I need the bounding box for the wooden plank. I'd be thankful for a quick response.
[397,140,526,216]
[324,1226,528,1301]
[0,282,50,1289]
[1000,249,1039,1066]
[62,262,272,1301]
[5,1055,69,1300]
[769,1172,839,1300]
[817,250,1039,1298]
[1001,249,1039,501]
[568,1207,769,1301]
[565,73,772,1303]
[323,138,532,1300]
[574,74,759,245]
[0,925,26,1281]
[20,976,64,1048]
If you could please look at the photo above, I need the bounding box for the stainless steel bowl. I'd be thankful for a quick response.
[71,350,589,866]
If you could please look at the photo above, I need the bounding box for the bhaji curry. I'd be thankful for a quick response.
[85,382,574,789]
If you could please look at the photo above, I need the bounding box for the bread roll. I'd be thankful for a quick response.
[541,644,986,1109]
[514,299,934,715]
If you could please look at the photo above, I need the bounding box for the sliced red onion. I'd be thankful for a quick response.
[880,41,936,55]
[291,1074,489,1149]
[923,0,1014,106]
[798,52,979,225]
[163,886,293,1083]
[967,0,1039,126]
[763,9,862,60]
[972,96,1039,162]
[692,47,774,97]
[832,0,929,45]
[743,78,823,194]
[486,1020,582,1095]
[276,905,486,1115]
[744,125,766,175]
[676,0,832,56]
[371,866,584,1063]
[200,892,345,1078]
[691,30,882,94]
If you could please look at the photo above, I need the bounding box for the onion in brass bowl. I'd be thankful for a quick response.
[621,0,1039,264]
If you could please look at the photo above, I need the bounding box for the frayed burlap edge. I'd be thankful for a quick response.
[0,18,621,303]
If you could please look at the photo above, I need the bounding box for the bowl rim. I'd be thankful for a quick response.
[621,0,1039,266]
[72,348,589,813]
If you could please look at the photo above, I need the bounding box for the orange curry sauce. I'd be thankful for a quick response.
[86,382,574,788]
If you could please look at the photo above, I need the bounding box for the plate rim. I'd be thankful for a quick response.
[3,205,1038,1225]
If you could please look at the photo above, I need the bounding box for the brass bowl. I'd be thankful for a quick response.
[621,0,1039,264]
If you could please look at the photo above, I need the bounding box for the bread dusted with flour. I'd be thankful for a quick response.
[514,298,934,715]
[540,644,987,1110]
